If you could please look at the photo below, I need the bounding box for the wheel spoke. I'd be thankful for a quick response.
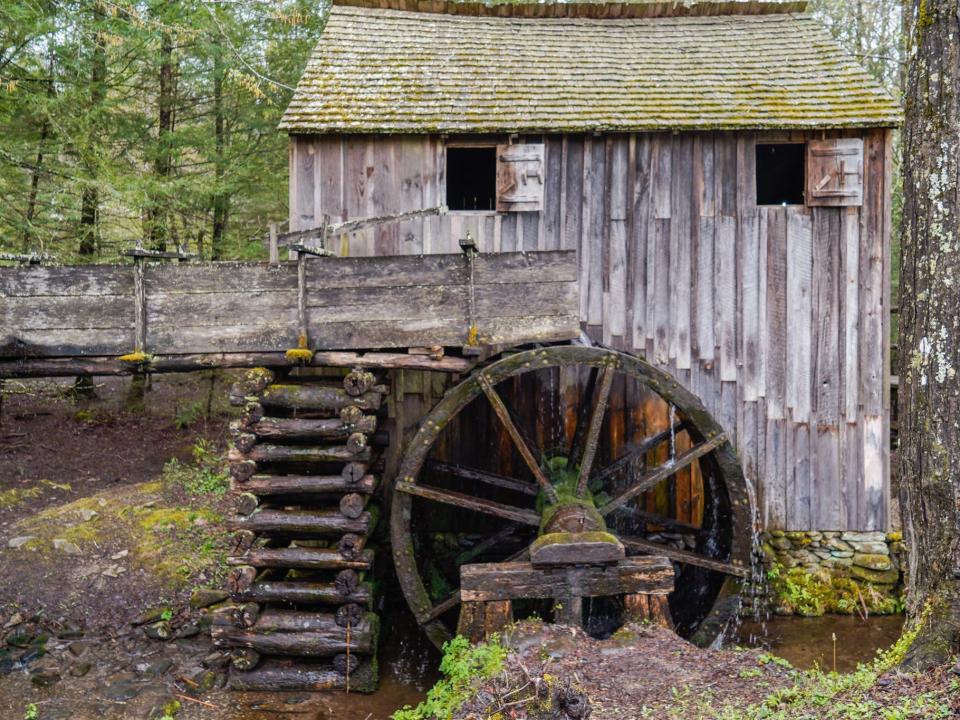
[598,433,727,516]
[575,366,615,497]
[421,590,461,624]
[427,460,538,497]
[478,374,558,504]
[568,367,598,461]
[619,534,748,578]
[610,506,703,534]
[456,524,523,565]
[395,480,540,526]
[591,421,685,486]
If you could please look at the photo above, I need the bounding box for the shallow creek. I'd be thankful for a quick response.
[738,614,904,673]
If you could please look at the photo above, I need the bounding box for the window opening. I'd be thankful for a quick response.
[447,146,496,211]
[755,143,805,206]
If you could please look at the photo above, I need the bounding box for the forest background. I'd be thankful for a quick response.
[0,0,906,264]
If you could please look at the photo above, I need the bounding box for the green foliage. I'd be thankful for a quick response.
[162,440,229,496]
[0,1,329,261]
[767,563,903,617]
[173,400,205,429]
[392,635,508,720]
[159,608,173,621]
[23,704,38,720]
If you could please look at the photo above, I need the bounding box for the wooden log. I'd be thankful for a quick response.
[336,603,364,628]
[244,473,376,497]
[332,653,360,675]
[346,432,368,455]
[344,369,377,396]
[228,660,378,692]
[338,533,367,560]
[459,557,674,602]
[231,444,372,465]
[211,603,261,629]
[484,600,513,637]
[457,601,486,644]
[248,415,377,441]
[232,580,371,606]
[230,460,257,483]
[618,535,749,578]
[212,616,375,656]
[232,432,258,454]
[334,569,360,596]
[227,566,257,596]
[230,530,256,556]
[340,405,364,425]
[0,350,475,378]
[230,509,371,538]
[342,462,367,483]
[229,369,275,405]
[259,383,383,412]
[235,493,259,516]
[241,402,264,427]
[255,609,377,636]
[230,648,260,672]
[339,493,366,519]
[553,596,582,628]
[624,593,674,629]
[229,546,373,571]
[529,531,625,567]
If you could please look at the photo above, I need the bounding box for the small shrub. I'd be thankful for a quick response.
[24,704,38,720]
[162,440,229,496]
[174,401,205,429]
[392,635,508,720]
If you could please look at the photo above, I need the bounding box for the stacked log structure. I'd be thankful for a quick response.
[213,367,386,691]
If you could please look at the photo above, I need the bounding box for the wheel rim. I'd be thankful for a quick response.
[390,346,755,648]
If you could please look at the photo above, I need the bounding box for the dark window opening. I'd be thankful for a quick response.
[755,143,805,205]
[447,146,496,211]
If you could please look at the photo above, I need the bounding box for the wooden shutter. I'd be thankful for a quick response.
[806,139,864,206]
[496,144,545,212]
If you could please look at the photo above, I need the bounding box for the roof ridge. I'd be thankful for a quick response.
[331,0,809,20]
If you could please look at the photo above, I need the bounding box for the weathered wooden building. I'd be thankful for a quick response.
[280,0,900,532]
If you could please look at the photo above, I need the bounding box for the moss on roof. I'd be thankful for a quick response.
[279,4,901,134]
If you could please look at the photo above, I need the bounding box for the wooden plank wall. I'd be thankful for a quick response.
[0,253,579,357]
[292,128,892,531]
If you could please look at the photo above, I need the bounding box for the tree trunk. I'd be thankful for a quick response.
[899,0,960,669]
[79,6,106,256]
[148,30,175,251]
[211,25,228,261]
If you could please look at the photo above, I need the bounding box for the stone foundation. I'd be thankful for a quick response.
[759,530,906,616]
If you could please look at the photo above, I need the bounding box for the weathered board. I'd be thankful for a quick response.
[0,251,579,366]
[291,129,893,531]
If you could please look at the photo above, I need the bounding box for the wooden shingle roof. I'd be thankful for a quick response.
[279,1,901,134]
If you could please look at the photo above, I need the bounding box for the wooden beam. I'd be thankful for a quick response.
[478,374,558,503]
[427,460,539,496]
[598,433,727,516]
[591,422,685,485]
[576,365,615,496]
[619,534,749,578]
[460,556,674,602]
[395,481,540,526]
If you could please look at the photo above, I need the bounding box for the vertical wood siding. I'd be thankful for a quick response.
[290,129,892,531]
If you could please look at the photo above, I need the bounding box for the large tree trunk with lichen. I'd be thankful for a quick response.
[898,0,960,669]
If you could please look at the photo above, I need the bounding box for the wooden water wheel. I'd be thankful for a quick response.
[391,345,755,648]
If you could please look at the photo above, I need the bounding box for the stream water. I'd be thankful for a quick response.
[737,615,904,673]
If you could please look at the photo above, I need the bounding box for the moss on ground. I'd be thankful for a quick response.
[12,474,228,592]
